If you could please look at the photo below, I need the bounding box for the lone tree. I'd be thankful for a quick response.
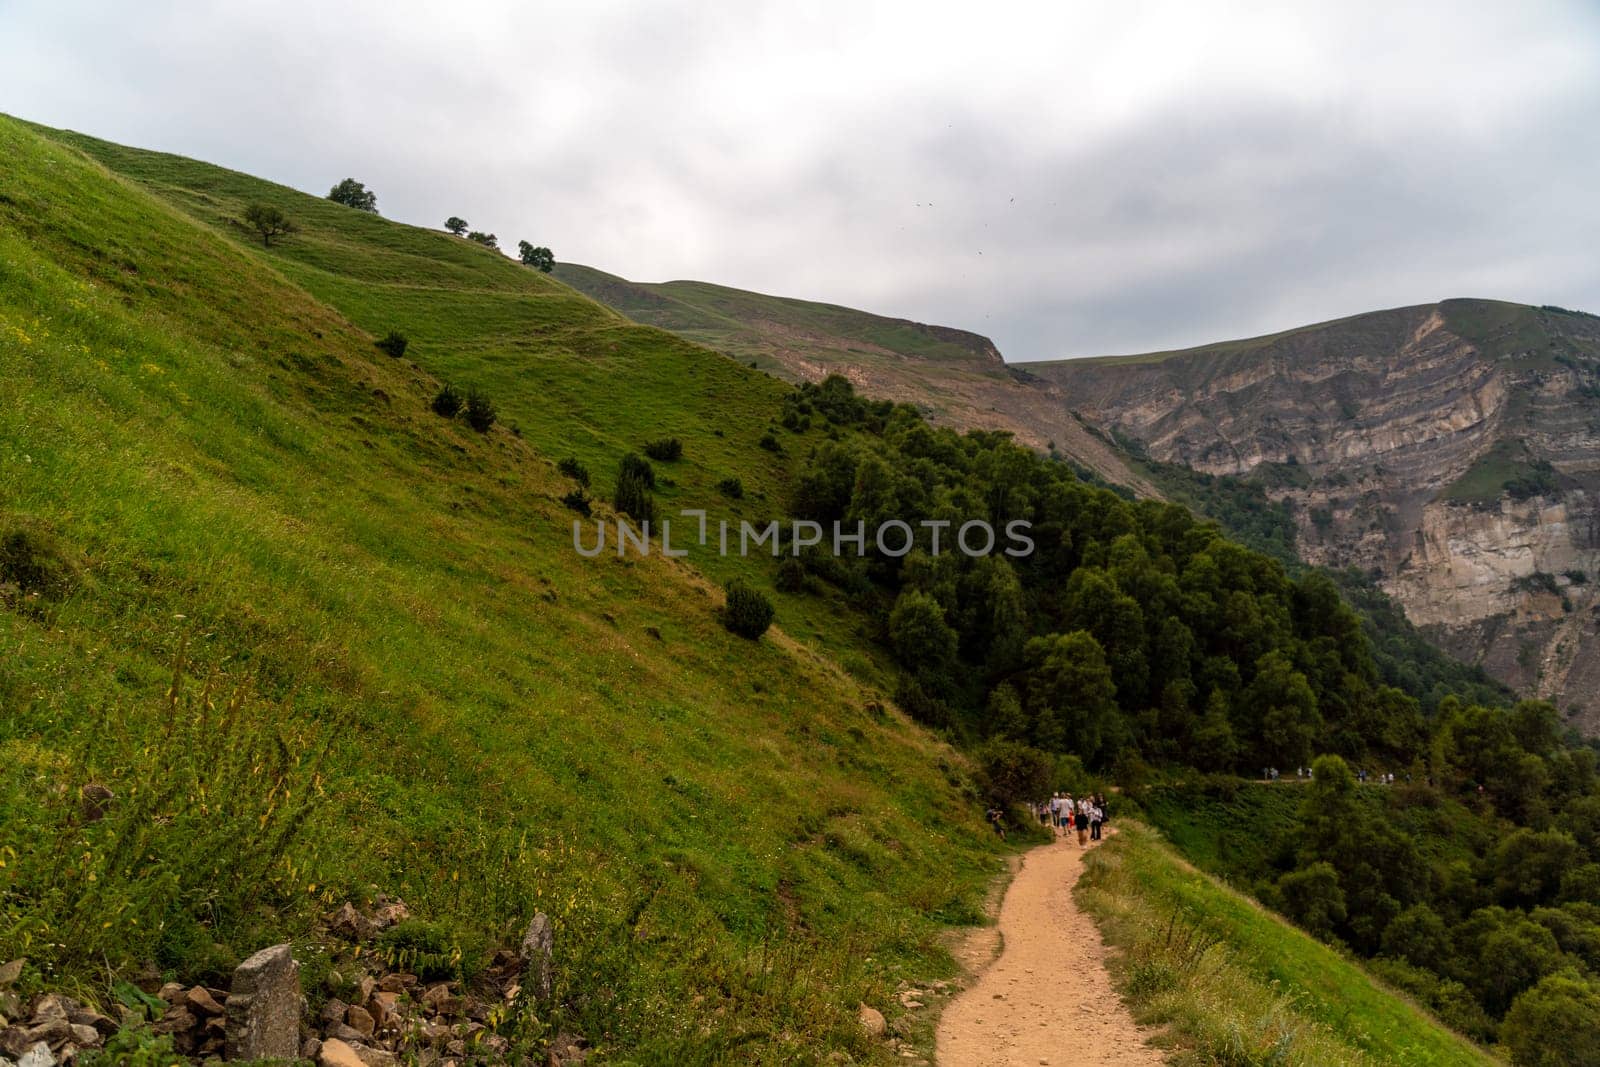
[327,178,378,213]
[241,203,296,247]
[467,231,499,250]
[517,241,555,272]
[444,216,469,236]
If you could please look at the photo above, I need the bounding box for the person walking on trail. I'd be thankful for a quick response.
[1073,797,1090,846]
[1089,797,1104,841]
[1047,792,1061,835]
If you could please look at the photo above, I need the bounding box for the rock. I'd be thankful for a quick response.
[184,986,225,1016]
[369,991,398,1026]
[150,1007,196,1035]
[67,1024,100,1048]
[354,1045,398,1067]
[65,1008,114,1037]
[519,913,554,1002]
[377,974,407,995]
[0,961,23,989]
[857,1004,886,1038]
[0,1028,28,1059]
[546,1037,588,1067]
[16,1042,53,1067]
[370,901,410,929]
[320,998,350,1026]
[345,1004,375,1038]
[903,1000,923,1009]
[0,992,20,1023]
[357,976,378,1003]
[418,983,452,1010]
[302,1036,324,1060]
[325,1023,368,1044]
[225,943,301,1062]
[78,783,114,823]
[156,982,184,1005]
[319,1038,366,1067]
[331,903,376,942]
[27,997,66,1023]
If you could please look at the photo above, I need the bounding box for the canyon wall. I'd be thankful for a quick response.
[1038,300,1600,730]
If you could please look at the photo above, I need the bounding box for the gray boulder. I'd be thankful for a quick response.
[226,944,301,1061]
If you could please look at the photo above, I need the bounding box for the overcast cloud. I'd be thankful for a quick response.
[3,1,1598,359]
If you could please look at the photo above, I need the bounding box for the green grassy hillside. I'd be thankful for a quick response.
[1079,823,1499,1066]
[552,262,1157,493]
[552,264,1003,370]
[0,115,1000,1062]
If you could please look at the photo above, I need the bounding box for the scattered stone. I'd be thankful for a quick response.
[78,783,114,823]
[325,1022,368,1044]
[302,1035,324,1061]
[68,1023,99,1048]
[520,913,554,1002]
[547,1042,589,1067]
[419,984,455,1012]
[346,1004,375,1038]
[370,990,399,1025]
[370,901,410,929]
[377,973,408,995]
[225,943,301,1062]
[320,998,350,1026]
[353,1044,398,1067]
[0,1029,28,1059]
[151,1007,197,1035]
[319,1037,366,1067]
[857,1003,886,1038]
[156,982,185,1005]
[28,998,66,1024]
[0,961,23,988]
[16,1042,53,1067]
[184,985,225,1016]
[331,903,376,942]
[66,1006,114,1037]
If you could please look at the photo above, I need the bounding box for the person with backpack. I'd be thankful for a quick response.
[986,805,1006,840]
[1073,796,1090,846]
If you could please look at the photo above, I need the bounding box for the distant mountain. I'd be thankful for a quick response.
[553,263,1155,494]
[1035,298,1600,729]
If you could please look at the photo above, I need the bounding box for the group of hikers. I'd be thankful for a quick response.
[983,791,1108,844]
[1038,792,1107,846]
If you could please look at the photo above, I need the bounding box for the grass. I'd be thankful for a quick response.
[553,264,1001,369]
[1078,824,1501,1066]
[0,113,1003,1062]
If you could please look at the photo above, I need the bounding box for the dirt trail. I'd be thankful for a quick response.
[936,834,1166,1066]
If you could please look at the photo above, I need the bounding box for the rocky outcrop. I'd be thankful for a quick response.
[1039,299,1600,730]
[225,944,301,1061]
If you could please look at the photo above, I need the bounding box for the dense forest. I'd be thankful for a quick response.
[772,376,1600,1060]
[781,376,1432,774]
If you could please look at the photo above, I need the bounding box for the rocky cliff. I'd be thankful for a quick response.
[1036,299,1600,729]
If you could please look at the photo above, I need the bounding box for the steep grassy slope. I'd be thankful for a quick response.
[554,263,1156,494]
[1079,824,1499,1066]
[0,116,999,1061]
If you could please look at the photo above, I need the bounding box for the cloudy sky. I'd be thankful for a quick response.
[4,2,1599,359]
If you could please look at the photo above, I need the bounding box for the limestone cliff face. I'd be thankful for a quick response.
[1037,299,1600,731]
